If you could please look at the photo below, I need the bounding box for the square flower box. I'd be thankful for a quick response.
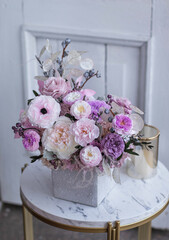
[52,168,115,207]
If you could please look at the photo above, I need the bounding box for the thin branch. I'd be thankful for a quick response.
[110,109,116,117]
[79,72,98,90]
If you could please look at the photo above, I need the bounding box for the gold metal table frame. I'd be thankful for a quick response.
[21,190,169,240]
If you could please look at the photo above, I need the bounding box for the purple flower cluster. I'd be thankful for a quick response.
[88,100,110,120]
[101,133,125,159]
[22,130,40,152]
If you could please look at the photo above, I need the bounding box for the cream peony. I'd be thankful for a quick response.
[42,116,77,160]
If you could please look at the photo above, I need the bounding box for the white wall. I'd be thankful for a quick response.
[148,0,169,229]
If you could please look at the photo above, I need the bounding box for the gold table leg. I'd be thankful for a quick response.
[107,221,120,240]
[108,222,113,240]
[22,206,34,240]
[116,221,120,240]
[138,221,151,240]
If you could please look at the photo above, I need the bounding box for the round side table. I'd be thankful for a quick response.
[20,161,169,240]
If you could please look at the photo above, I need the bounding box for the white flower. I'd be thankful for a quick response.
[70,100,91,119]
[63,91,82,105]
[80,146,102,167]
[42,116,77,160]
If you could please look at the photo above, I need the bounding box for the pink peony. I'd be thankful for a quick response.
[71,118,99,146]
[70,100,91,119]
[113,114,132,135]
[80,145,102,167]
[22,130,40,151]
[42,116,77,160]
[42,77,71,99]
[27,95,61,128]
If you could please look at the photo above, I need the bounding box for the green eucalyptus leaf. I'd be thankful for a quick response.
[125,149,139,155]
[33,90,39,97]
[30,154,43,163]
[27,98,33,105]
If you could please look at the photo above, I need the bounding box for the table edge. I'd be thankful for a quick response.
[20,189,169,232]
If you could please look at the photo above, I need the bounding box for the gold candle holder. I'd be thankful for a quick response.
[127,124,160,179]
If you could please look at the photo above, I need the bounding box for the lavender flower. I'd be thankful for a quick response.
[88,100,110,120]
[101,133,125,159]
[22,130,40,151]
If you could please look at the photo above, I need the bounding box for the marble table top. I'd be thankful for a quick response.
[20,161,169,228]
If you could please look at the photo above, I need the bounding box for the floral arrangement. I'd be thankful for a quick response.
[12,38,146,180]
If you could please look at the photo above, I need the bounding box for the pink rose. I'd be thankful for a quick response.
[70,100,91,119]
[27,95,61,128]
[80,145,102,167]
[71,118,99,146]
[42,77,71,99]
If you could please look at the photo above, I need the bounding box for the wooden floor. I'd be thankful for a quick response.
[0,204,169,240]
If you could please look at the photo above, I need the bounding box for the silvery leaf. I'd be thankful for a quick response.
[39,46,46,58]
[112,168,121,184]
[77,51,87,55]
[43,58,53,72]
[43,150,56,160]
[130,105,144,115]
[51,51,61,62]
[111,102,124,114]
[34,76,48,81]
[45,39,52,53]
[130,113,144,135]
[80,58,94,70]
[67,50,81,65]
[102,159,111,176]
[66,68,83,77]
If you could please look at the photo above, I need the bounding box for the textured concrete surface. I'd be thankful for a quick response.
[0,204,169,240]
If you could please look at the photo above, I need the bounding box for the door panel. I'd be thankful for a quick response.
[107,45,144,109]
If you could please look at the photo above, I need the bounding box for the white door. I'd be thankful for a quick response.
[0,0,169,229]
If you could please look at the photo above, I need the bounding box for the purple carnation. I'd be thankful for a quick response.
[88,100,110,119]
[101,133,125,159]
[22,130,40,151]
